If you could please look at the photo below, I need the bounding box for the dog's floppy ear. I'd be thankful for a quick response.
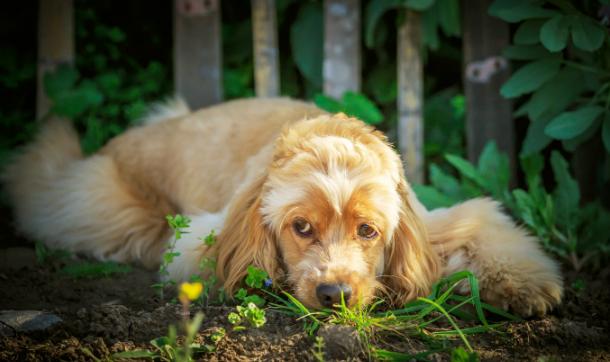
[215,173,280,295]
[383,178,440,305]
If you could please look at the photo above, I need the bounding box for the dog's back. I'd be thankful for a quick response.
[3,98,323,267]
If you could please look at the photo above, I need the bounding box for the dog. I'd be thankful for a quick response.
[3,98,563,316]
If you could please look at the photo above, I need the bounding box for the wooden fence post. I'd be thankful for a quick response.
[463,0,515,181]
[397,10,424,184]
[174,0,222,108]
[37,0,74,119]
[323,0,361,99]
[252,0,279,97]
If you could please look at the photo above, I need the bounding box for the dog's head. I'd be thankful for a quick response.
[216,114,439,308]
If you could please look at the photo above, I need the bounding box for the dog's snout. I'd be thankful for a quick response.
[316,283,352,308]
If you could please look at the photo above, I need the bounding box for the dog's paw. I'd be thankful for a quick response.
[480,273,563,317]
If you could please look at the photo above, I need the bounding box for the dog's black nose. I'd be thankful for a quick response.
[316,283,352,308]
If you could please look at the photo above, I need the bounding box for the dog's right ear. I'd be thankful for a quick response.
[215,173,280,295]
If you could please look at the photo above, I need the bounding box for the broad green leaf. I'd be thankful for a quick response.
[550,151,580,229]
[422,6,440,50]
[445,154,486,188]
[44,64,79,99]
[477,142,510,198]
[520,154,544,188]
[489,0,557,23]
[540,15,570,52]
[412,184,456,209]
[514,19,545,45]
[512,189,538,229]
[521,117,552,156]
[603,113,610,153]
[52,80,104,119]
[405,0,435,11]
[562,117,601,151]
[527,67,584,121]
[545,106,604,140]
[291,3,323,87]
[500,57,561,98]
[571,15,606,52]
[364,0,402,48]
[342,91,383,125]
[503,44,550,60]
[429,164,461,199]
[437,0,460,36]
[314,94,343,113]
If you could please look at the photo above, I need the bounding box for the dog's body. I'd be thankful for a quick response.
[4,98,562,316]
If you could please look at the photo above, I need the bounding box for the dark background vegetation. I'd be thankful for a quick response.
[1,0,609,271]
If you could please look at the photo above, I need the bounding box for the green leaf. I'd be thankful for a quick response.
[112,350,158,358]
[561,117,601,151]
[291,2,323,87]
[527,67,584,121]
[44,64,78,99]
[405,0,434,11]
[571,15,606,52]
[364,0,402,48]
[342,91,383,125]
[437,0,460,36]
[603,113,610,153]
[422,6,440,50]
[52,80,104,119]
[500,57,561,98]
[503,44,550,60]
[521,117,552,156]
[489,0,557,23]
[540,15,570,52]
[550,151,580,228]
[445,154,486,188]
[544,106,604,140]
[412,184,456,209]
[514,19,545,45]
[314,94,343,113]
[429,164,461,199]
[477,142,510,198]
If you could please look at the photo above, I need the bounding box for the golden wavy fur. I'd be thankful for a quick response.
[3,98,563,315]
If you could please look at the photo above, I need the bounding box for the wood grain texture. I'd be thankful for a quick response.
[252,0,280,97]
[174,0,222,108]
[397,10,424,184]
[463,0,515,182]
[323,0,361,99]
[37,0,74,118]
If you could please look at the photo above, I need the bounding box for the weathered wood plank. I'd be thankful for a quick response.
[174,0,222,109]
[463,0,515,181]
[397,10,424,184]
[252,0,279,97]
[323,0,360,99]
[37,0,74,119]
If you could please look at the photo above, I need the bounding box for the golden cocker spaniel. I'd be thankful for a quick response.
[4,98,562,315]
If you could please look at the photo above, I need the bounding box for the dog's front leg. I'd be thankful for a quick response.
[419,197,563,317]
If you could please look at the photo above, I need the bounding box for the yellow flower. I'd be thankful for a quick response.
[179,282,203,302]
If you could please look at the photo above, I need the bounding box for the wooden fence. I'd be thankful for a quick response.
[36,0,514,184]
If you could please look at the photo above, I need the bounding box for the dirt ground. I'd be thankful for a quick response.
[0,243,609,361]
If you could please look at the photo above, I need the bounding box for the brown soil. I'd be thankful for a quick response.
[1,246,609,362]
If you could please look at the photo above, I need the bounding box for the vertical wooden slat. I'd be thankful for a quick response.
[174,0,222,109]
[463,0,515,181]
[37,0,74,119]
[323,0,360,99]
[252,0,279,97]
[397,10,424,184]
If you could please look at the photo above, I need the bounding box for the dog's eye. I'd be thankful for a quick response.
[293,218,313,237]
[357,224,378,240]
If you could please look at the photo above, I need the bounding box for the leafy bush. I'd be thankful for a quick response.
[414,143,610,270]
[489,0,610,157]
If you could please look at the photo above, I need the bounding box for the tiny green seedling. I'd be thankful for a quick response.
[312,336,326,362]
[152,214,191,299]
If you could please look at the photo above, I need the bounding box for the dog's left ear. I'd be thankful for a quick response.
[215,173,280,296]
[382,178,440,305]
